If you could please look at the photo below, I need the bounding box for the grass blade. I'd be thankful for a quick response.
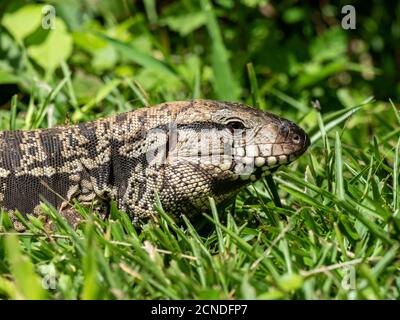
[247,62,263,108]
[4,235,47,299]
[335,131,345,200]
[394,137,400,213]
[209,197,224,253]
[200,0,240,100]
[96,33,178,79]
[9,95,18,131]
[310,96,374,144]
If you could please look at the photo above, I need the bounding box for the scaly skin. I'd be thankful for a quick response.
[0,100,309,228]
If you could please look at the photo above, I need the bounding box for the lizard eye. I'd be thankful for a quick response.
[227,120,245,132]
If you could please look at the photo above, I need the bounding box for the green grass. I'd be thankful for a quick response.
[0,88,399,299]
[0,1,399,300]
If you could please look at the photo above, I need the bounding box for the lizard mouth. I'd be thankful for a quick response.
[228,136,310,181]
[229,154,287,181]
[178,125,310,182]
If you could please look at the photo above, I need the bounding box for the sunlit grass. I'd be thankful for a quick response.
[0,87,399,299]
[0,0,399,300]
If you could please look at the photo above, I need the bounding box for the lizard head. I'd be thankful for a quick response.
[147,100,310,215]
[170,99,310,175]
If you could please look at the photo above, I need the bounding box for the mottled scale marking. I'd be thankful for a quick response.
[0,99,310,227]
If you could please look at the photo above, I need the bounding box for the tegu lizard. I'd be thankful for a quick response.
[0,100,309,228]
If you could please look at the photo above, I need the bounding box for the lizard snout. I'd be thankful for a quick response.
[286,123,310,157]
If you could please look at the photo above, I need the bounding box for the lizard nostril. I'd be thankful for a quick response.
[292,134,300,144]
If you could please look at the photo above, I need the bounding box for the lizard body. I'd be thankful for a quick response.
[0,100,309,227]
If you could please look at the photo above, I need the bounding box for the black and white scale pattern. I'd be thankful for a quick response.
[0,100,310,225]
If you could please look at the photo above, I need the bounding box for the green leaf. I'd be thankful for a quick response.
[161,12,207,36]
[283,7,306,24]
[1,5,42,43]
[0,69,20,84]
[257,289,284,300]
[277,273,304,292]
[4,235,47,299]
[241,0,267,8]
[215,0,234,8]
[310,27,347,62]
[79,79,122,114]
[96,33,178,79]
[28,18,73,73]
[0,276,18,299]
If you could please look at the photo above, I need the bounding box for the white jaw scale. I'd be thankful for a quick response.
[220,140,305,181]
